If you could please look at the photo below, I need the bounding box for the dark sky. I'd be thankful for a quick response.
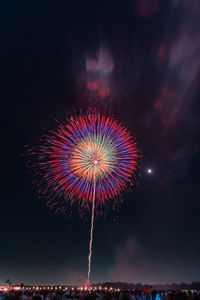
[1,0,200,286]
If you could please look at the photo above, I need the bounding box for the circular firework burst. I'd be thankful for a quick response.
[31,112,139,211]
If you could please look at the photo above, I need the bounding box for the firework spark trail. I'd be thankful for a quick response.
[88,179,96,283]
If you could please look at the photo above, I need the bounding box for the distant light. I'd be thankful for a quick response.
[147,168,152,174]
[94,160,98,165]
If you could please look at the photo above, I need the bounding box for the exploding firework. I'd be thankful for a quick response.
[35,113,139,205]
[28,111,139,283]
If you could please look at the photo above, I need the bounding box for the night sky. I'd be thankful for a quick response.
[1,0,200,286]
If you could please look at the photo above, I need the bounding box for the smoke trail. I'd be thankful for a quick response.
[87,180,96,283]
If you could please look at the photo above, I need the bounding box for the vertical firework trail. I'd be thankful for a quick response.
[88,179,96,283]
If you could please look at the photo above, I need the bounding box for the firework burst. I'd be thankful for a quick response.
[35,112,139,209]
[28,111,139,283]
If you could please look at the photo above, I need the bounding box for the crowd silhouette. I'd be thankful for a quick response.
[1,289,200,300]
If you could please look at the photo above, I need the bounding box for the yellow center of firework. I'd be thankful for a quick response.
[70,135,117,181]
